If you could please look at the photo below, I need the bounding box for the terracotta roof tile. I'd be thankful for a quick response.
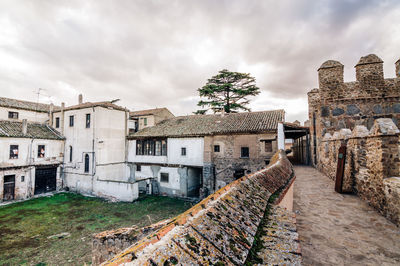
[129,110,284,138]
[130,108,172,117]
[0,120,64,140]
[54,101,127,112]
[0,97,60,113]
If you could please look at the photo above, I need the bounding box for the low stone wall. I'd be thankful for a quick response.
[92,219,171,265]
[98,150,298,265]
[316,118,400,226]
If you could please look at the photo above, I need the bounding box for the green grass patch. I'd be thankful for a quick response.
[0,192,193,265]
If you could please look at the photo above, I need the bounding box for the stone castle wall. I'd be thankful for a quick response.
[308,54,400,167]
[98,151,301,265]
[316,119,400,226]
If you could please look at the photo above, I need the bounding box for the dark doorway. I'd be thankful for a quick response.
[3,175,15,201]
[234,169,245,180]
[35,167,57,195]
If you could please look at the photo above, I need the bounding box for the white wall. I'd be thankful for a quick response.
[0,107,49,123]
[0,137,64,167]
[127,137,204,167]
[167,138,204,166]
[93,180,138,202]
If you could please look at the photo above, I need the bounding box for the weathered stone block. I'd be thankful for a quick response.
[332,108,345,116]
[346,104,360,115]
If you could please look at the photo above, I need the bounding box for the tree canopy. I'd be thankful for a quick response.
[195,69,260,114]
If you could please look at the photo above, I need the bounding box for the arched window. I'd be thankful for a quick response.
[69,146,73,162]
[84,154,90,173]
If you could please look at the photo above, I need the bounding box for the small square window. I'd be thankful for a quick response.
[55,117,60,128]
[160,173,169,183]
[69,115,74,127]
[181,147,186,156]
[264,141,273,152]
[240,147,249,158]
[10,145,19,159]
[38,145,45,158]
[214,145,220,152]
[8,111,19,119]
[136,165,141,172]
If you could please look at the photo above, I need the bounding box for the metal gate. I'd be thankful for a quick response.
[35,167,57,195]
[3,175,15,200]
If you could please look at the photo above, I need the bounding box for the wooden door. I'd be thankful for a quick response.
[3,175,15,200]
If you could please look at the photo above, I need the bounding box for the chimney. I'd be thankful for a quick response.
[396,59,400,78]
[22,119,28,135]
[61,102,65,135]
[49,103,54,126]
[78,94,83,104]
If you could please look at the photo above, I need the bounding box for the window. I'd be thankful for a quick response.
[181,147,186,156]
[155,141,162,156]
[21,176,25,182]
[38,145,45,158]
[69,146,73,162]
[214,145,220,152]
[9,145,19,159]
[144,117,148,126]
[69,115,74,127]
[136,139,167,156]
[8,111,19,119]
[161,140,167,156]
[55,117,60,128]
[84,154,90,173]
[136,164,141,172]
[160,173,169,183]
[86,114,91,128]
[264,141,273,152]
[240,147,249,158]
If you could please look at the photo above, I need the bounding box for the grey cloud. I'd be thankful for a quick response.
[0,0,399,122]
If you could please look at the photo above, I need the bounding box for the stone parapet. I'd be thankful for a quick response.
[316,118,400,226]
[99,151,299,265]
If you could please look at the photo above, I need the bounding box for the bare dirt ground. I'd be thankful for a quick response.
[293,166,400,266]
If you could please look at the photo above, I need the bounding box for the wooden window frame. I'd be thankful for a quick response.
[8,111,19,119]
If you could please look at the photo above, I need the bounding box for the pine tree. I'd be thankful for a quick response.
[195,69,260,114]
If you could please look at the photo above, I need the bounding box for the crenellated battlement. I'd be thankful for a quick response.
[316,54,399,100]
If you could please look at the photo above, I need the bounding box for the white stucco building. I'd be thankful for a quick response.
[52,96,138,202]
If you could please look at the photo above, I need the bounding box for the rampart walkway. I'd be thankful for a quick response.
[293,166,400,265]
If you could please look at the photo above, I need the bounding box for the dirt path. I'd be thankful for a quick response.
[293,166,400,266]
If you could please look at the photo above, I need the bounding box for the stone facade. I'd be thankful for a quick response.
[316,119,400,226]
[203,133,278,192]
[308,54,400,166]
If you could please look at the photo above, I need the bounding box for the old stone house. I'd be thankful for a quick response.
[51,95,139,201]
[127,110,285,198]
[0,120,64,201]
[129,108,174,133]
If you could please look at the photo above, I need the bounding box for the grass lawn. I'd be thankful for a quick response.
[0,192,193,265]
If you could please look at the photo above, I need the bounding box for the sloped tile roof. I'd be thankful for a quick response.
[129,109,284,138]
[0,120,64,140]
[53,101,128,112]
[0,97,60,113]
[130,108,173,117]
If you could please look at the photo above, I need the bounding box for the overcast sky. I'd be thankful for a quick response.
[0,0,399,123]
